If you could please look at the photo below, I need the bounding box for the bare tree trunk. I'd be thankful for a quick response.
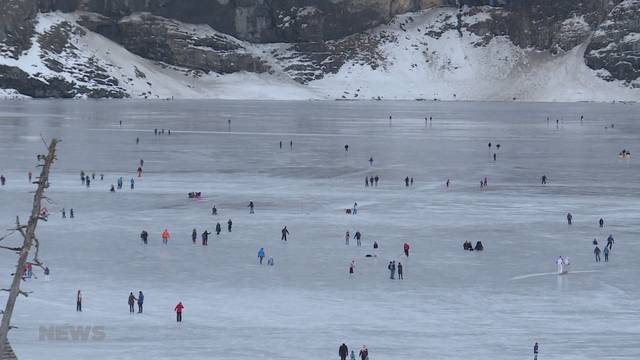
[0,139,58,359]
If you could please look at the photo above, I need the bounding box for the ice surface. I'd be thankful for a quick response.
[0,100,639,360]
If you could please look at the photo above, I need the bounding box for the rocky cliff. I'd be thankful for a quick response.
[1,0,639,100]
[585,0,640,82]
[32,0,428,43]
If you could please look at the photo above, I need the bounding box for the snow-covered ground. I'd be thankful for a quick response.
[2,8,640,101]
[0,89,29,100]
[1,100,640,360]
[311,9,640,102]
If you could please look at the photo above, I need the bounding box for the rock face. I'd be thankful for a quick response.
[585,0,640,82]
[0,0,38,58]
[42,0,427,43]
[0,64,76,97]
[465,0,621,52]
[0,17,128,98]
[2,0,640,98]
[79,13,269,74]
[455,0,640,83]
[273,30,396,83]
[10,0,424,47]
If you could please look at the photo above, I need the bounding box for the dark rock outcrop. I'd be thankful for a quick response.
[8,0,428,46]
[274,30,396,83]
[0,18,128,98]
[46,0,427,43]
[80,13,269,74]
[464,0,622,53]
[0,64,76,97]
[585,0,640,82]
[0,64,127,98]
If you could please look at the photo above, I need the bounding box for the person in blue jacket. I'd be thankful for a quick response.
[258,248,265,265]
[137,291,144,313]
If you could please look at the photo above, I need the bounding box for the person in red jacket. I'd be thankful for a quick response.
[403,242,410,257]
[174,302,184,322]
[162,229,170,245]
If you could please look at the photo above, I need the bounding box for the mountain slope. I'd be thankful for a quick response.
[0,7,639,101]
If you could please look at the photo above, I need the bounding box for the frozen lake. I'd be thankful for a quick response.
[0,100,639,360]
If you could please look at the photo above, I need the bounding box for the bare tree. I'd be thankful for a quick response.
[0,138,59,359]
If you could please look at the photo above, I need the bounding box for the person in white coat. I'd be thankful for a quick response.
[562,257,570,274]
[556,256,564,274]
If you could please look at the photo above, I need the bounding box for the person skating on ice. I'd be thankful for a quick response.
[174,302,184,322]
[606,234,614,250]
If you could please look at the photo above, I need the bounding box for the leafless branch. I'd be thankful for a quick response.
[1,139,58,355]
[0,246,21,252]
[0,230,17,243]
[32,237,44,269]
[0,289,30,298]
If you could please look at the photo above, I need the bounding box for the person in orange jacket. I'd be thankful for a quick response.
[174,302,184,322]
[403,242,410,257]
[162,229,170,245]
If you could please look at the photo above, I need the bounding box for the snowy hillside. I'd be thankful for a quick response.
[1,8,639,101]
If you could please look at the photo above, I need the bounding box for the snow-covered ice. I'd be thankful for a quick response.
[0,100,639,360]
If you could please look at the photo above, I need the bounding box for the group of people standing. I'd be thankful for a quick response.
[387,261,404,280]
[141,220,236,245]
[566,212,617,264]
[339,343,369,360]
[278,140,293,149]
[110,176,135,192]
[128,291,145,313]
[404,177,414,187]
[593,234,614,263]
[365,175,380,187]
[556,256,570,274]
[80,170,103,188]
[345,230,363,246]
[257,247,274,266]
[154,128,171,136]
[488,142,501,161]
[463,241,483,251]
